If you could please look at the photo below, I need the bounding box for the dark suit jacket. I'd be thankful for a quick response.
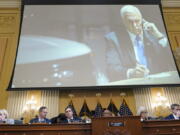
[165,114,180,120]
[105,29,174,81]
[61,116,82,123]
[51,113,67,124]
[29,117,51,124]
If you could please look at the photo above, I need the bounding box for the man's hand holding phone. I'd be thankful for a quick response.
[142,19,164,40]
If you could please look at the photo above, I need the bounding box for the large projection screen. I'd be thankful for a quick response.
[9,1,180,89]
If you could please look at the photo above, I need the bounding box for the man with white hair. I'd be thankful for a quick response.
[105,5,173,80]
[137,106,149,121]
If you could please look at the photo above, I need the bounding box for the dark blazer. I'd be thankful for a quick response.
[165,114,180,120]
[61,116,82,123]
[105,28,174,81]
[29,117,51,124]
[51,113,67,124]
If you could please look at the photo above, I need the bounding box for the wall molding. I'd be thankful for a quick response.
[0,0,21,8]
[0,0,180,8]
[162,0,180,7]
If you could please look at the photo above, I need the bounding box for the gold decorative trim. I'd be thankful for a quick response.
[161,0,180,7]
[0,16,16,27]
[173,47,180,71]
[0,0,180,8]
[165,14,180,24]
[0,0,21,8]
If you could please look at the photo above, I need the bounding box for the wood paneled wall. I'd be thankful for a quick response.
[0,6,179,114]
[0,8,20,109]
[163,8,180,50]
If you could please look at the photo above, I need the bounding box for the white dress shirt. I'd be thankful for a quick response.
[173,114,180,120]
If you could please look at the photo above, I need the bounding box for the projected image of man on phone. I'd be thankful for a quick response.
[105,5,175,82]
[12,4,180,88]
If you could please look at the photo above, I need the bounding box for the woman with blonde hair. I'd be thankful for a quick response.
[137,106,150,121]
[0,109,14,124]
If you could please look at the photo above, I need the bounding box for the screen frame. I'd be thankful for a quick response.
[7,0,180,91]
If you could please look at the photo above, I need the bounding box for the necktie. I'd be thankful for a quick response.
[134,35,148,67]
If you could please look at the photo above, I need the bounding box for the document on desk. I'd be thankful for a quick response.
[107,71,180,85]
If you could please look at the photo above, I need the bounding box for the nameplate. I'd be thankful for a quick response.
[108,122,124,127]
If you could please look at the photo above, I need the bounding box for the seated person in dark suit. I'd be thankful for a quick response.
[165,104,180,120]
[105,5,175,81]
[137,106,153,121]
[51,113,66,124]
[102,109,113,117]
[29,106,51,124]
[62,106,81,123]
